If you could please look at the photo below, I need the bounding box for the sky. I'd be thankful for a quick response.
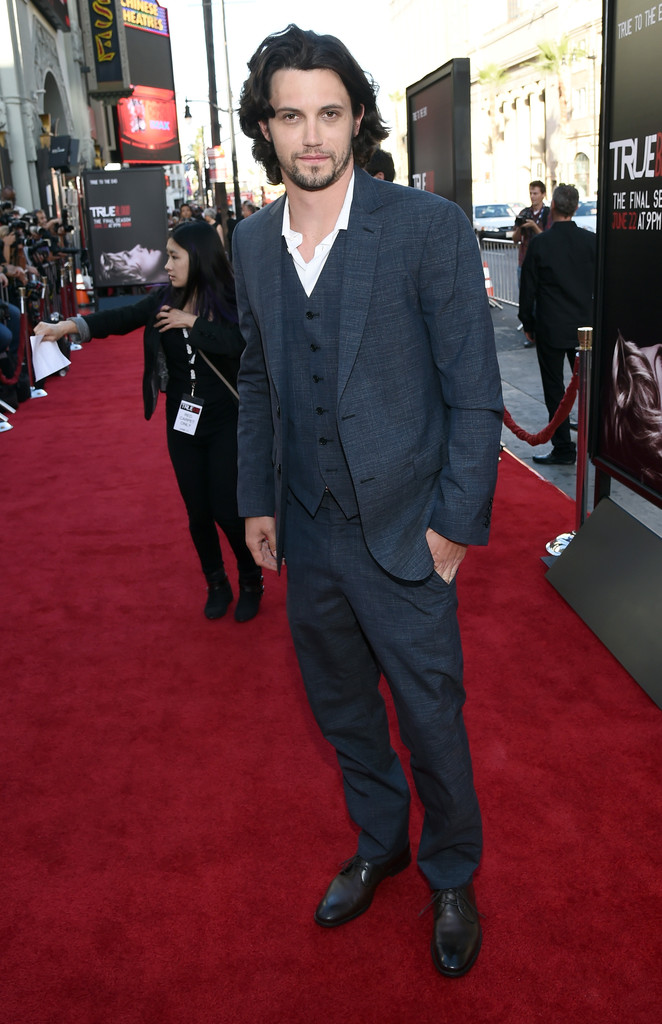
[166,0,396,179]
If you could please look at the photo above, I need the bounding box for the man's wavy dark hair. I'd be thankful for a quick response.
[238,24,389,186]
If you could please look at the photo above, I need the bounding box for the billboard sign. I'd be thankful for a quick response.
[84,167,169,287]
[116,1,181,164]
[79,0,132,100]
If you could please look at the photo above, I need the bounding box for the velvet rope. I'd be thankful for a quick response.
[503,354,579,446]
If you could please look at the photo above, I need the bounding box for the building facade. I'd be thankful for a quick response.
[0,1,103,218]
[389,0,602,203]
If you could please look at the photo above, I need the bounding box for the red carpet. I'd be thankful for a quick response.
[3,332,661,1023]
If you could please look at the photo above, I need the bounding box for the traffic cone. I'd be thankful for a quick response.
[483,261,494,298]
[75,269,91,307]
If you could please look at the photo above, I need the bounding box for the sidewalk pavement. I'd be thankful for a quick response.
[491,301,662,540]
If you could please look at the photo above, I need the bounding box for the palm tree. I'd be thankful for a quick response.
[536,36,584,124]
[478,63,508,187]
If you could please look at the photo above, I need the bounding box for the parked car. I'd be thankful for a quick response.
[574,199,598,232]
[473,203,518,239]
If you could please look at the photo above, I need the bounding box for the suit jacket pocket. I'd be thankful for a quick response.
[413,438,446,481]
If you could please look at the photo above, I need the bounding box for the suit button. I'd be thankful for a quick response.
[306,311,315,319]
[316,407,325,415]
[310,343,319,351]
[312,374,323,383]
[319,437,328,445]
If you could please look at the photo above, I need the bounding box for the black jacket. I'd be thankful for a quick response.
[519,220,596,348]
[80,289,244,419]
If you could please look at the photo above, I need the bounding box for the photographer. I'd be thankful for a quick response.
[0,269,21,362]
[0,185,26,216]
[512,180,550,347]
[512,180,550,276]
[1,221,40,304]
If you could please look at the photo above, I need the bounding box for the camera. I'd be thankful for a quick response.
[514,213,528,227]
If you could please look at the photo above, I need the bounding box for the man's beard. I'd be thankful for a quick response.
[280,140,354,192]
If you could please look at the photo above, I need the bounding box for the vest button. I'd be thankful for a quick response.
[315,407,325,415]
[312,374,322,383]
[310,343,319,351]
[306,311,315,319]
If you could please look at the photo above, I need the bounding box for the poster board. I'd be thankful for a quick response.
[83,167,168,288]
[591,0,662,508]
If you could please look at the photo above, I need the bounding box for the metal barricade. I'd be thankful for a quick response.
[479,238,519,307]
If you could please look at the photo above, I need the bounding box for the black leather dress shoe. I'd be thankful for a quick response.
[431,883,482,978]
[314,845,411,927]
[532,450,576,465]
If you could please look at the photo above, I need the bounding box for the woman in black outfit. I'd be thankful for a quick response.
[35,220,263,622]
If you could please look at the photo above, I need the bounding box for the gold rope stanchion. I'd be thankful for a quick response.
[575,327,593,531]
[545,325,593,557]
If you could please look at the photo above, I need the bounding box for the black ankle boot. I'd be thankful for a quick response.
[234,574,264,622]
[204,571,233,619]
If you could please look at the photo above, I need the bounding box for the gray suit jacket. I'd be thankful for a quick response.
[233,169,503,581]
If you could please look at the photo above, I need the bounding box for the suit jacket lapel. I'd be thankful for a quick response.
[337,171,383,400]
[257,198,286,396]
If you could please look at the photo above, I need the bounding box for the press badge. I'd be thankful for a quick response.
[173,393,205,435]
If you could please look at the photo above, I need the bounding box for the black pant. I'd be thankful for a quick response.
[166,397,257,580]
[283,490,481,890]
[536,341,577,455]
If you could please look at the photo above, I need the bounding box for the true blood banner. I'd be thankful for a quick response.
[83,168,168,288]
[593,0,662,505]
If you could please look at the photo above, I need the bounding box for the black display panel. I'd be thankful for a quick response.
[406,59,472,222]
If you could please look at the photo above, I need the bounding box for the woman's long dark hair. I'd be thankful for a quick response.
[239,24,389,186]
[162,220,237,323]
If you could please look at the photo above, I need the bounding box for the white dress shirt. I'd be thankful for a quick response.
[281,173,355,296]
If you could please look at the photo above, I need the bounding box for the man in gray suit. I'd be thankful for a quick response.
[234,25,503,977]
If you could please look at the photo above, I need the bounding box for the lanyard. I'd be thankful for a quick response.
[183,327,197,395]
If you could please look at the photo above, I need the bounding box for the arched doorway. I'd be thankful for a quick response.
[43,71,68,137]
[574,152,590,197]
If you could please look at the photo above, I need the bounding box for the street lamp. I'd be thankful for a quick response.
[218,0,242,221]
[184,97,223,132]
[183,97,222,205]
[194,0,242,223]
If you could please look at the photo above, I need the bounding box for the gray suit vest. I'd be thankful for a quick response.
[281,235,358,519]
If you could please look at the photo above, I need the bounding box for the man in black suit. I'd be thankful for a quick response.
[519,183,596,465]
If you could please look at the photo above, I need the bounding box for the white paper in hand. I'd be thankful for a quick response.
[30,335,72,379]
